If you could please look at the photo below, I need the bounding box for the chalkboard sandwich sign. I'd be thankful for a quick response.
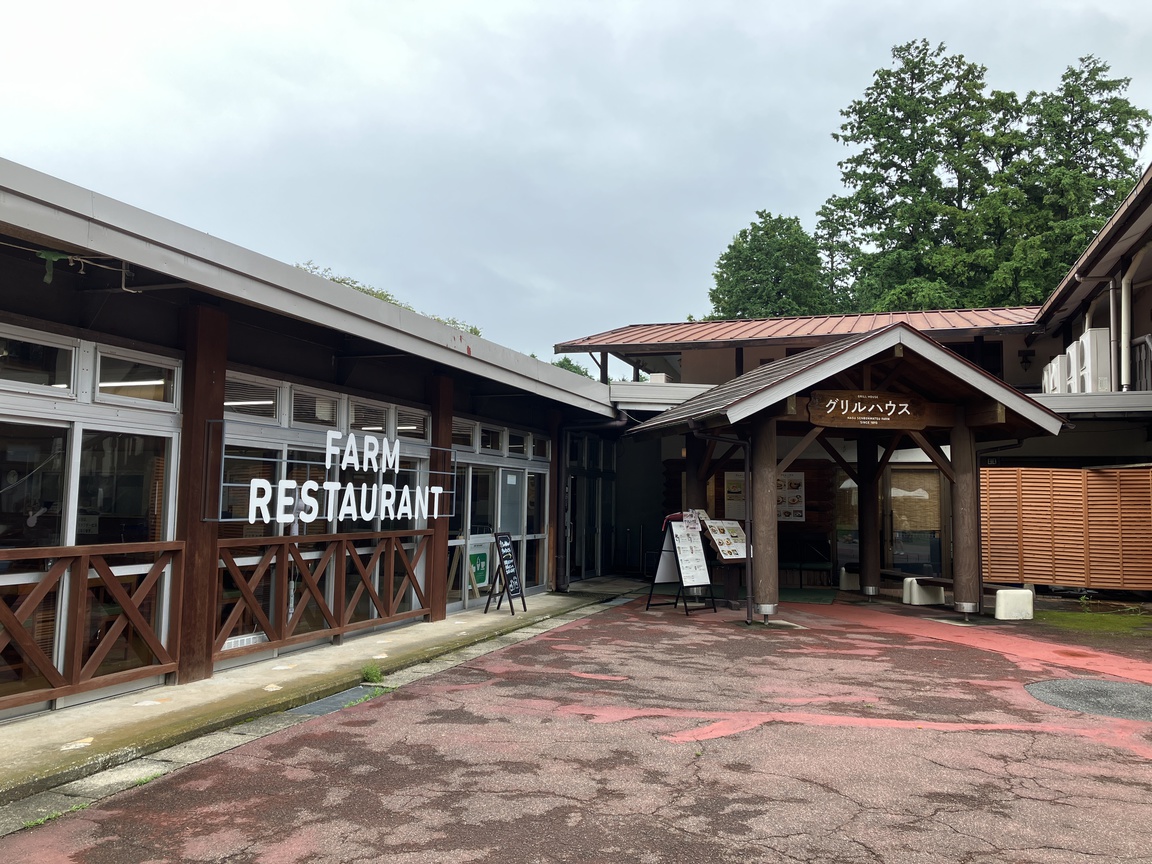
[485,532,528,615]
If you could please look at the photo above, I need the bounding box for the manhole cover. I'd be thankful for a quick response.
[1025,679,1152,721]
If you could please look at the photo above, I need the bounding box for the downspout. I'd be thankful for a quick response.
[1121,246,1150,391]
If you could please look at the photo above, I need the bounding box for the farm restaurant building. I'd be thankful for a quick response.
[4,154,1152,718]
[0,158,616,720]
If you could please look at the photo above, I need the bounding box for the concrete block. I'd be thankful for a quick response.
[995,589,1033,620]
[902,577,945,606]
[839,567,860,591]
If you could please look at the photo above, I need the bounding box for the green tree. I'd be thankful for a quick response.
[551,356,593,377]
[815,43,1149,312]
[297,261,482,335]
[708,211,829,319]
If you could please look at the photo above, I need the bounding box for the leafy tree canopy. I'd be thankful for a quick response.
[708,211,833,319]
[297,261,482,335]
[551,356,594,377]
[708,42,1150,318]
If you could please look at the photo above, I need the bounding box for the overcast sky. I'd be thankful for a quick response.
[4,2,1152,376]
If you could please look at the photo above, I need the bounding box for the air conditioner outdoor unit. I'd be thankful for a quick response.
[1065,341,1082,393]
[1079,328,1111,393]
[1042,355,1070,394]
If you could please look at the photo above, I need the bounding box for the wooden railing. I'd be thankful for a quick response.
[0,542,183,712]
[215,530,433,660]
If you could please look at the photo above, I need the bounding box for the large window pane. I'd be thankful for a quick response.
[469,467,496,536]
[0,421,67,550]
[499,469,524,534]
[78,431,169,547]
[220,446,279,538]
[526,473,544,536]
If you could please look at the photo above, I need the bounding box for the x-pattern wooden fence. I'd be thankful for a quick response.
[0,542,183,712]
[215,530,432,659]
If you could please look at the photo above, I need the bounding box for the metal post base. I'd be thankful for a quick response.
[862,586,879,596]
[954,601,979,614]
[754,603,778,615]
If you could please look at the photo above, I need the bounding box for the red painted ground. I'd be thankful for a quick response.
[5,599,1152,863]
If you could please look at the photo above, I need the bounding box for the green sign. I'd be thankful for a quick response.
[469,551,489,587]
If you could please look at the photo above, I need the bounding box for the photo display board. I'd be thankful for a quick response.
[776,471,805,522]
[704,519,747,561]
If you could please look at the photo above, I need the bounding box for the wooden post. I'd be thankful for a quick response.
[950,412,980,613]
[175,304,227,683]
[858,434,881,597]
[751,415,779,616]
[684,433,708,512]
[426,374,454,622]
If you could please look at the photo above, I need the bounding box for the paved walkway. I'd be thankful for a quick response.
[4,588,1152,861]
[0,578,646,819]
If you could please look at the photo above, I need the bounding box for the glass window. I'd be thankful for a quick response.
[287,449,329,536]
[78,430,170,547]
[469,467,496,536]
[397,408,429,442]
[526,473,544,535]
[452,420,475,449]
[292,389,338,427]
[448,465,468,537]
[350,400,388,434]
[224,378,278,420]
[220,446,279,537]
[0,335,72,390]
[0,421,67,550]
[532,437,551,461]
[97,355,175,404]
[508,432,527,456]
[480,427,503,452]
[499,469,524,534]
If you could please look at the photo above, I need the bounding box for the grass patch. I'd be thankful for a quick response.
[361,662,384,684]
[133,772,165,787]
[1034,607,1151,635]
[343,686,393,708]
[23,803,89,829]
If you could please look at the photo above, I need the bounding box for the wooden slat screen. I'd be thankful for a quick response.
[980,467,1152,589]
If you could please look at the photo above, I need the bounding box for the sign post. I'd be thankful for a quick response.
[646,512,717,615]
[485,532,527,615]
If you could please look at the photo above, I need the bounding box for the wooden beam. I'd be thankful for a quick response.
[778,426,822,474]
[697,438,718,481]
[950,412,980,613]
[907,430,955,483]
[966,400,1006,427]
[818,435,858,484]
[876,432,907,473]
[751,416,779,614]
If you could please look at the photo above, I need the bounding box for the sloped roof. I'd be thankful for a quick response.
[557,307,1040,354]
[630,323,1065,438]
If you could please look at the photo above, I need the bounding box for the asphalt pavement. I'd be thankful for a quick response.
[3,585,1152,863]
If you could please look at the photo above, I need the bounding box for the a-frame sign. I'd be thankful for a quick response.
[646,511,717,615]
[485,532,528,615]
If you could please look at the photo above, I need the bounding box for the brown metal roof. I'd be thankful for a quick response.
[556,307,1041,354]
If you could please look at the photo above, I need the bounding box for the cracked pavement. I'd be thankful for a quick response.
[3,598,1152,863]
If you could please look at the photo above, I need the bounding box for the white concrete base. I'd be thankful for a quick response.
[903,577,945,605]
[839,567,860,591]
[994,589,1034,620]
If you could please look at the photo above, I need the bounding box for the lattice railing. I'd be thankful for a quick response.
[215,531,432,659]
[0,542,183,712]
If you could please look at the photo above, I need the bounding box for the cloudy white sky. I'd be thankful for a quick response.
[4,1,1152,374]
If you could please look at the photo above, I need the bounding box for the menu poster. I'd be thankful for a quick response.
[669,520,711,586]
[776,472,805,522]
[723,472,746,520]
[704,519,747,560]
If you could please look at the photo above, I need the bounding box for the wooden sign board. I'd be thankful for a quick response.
[484,532,527,615]
[809,390,928,430]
